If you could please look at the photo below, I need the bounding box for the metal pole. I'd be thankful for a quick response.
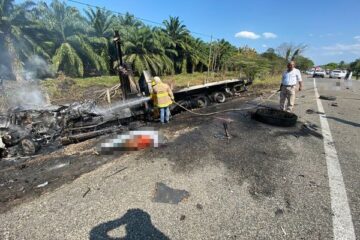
[114,30,127,100]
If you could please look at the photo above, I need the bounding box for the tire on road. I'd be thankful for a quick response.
[319,95,337,101]
[252,108,298,127]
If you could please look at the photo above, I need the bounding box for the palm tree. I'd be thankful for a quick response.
[123,27,173,76]
[276,43,307,62]
[85,7,115,74]
[0,0,45,81]
[118,12,143,29]
[85,7,114,38]
[36,0,107,77]
[162,16,190,73]
[185,37,208,73]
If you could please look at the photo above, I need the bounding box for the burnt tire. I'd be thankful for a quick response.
[319,95,337,101]
[252,108,298,127]
[196,96,209,108]
[20,138,38,156]
[232,84,245,93]
[212,92,226,103]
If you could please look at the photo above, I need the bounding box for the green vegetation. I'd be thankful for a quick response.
[1,0,312,90]
[349,59,360,79]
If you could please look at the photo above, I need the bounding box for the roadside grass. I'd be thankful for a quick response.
[162,71,240,89]
[253,75,280,90]
[40,72,280,104]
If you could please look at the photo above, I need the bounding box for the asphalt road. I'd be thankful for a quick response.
[0,76,359,240]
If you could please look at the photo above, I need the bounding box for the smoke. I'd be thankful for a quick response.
[23,55,55,80]
[0,65,11,82]
[1,55,54,110]
[7,85,49,109]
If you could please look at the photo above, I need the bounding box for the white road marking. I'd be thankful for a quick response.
[313,78,356,240]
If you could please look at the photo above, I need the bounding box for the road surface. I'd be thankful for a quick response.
[0,76,359,239]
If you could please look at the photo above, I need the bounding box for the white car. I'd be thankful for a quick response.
[313,69,326,78]
[330,70,346,79]
[306,70,314,75]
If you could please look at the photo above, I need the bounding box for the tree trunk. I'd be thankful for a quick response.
[5,34,24,81]
[181,58,187,74]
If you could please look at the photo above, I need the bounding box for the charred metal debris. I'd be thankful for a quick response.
[0,100,142,158]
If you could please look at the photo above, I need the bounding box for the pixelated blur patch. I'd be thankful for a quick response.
[153,182,190,204]
[100,129,163,154]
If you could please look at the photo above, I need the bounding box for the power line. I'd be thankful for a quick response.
[66,0,220,40]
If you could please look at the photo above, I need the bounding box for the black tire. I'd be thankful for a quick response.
[20,138,38,155]
[319,95,337,101]
[195,96,209,108]
[232,84,245,93]
[252,108,298,127]
[212,92,226,103]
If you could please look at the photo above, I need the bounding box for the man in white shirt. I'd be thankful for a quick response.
[280,61,303,112]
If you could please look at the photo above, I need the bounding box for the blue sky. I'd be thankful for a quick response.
[57,0,360,64]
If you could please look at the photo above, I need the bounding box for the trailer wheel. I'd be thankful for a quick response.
[196,96,209,108]
[213,92,226,103]
[232,84,245,93]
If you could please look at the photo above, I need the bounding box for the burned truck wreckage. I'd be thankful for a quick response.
[0,30,252,159]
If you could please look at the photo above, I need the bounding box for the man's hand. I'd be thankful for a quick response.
[298,81,303,91]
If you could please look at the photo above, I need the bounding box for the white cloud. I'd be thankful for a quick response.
[354,36,360,41]
[322,43,360,55]
[262,44,268,48]
[323,51,344,56]
[262,32,277,39]
[235,31,260,39]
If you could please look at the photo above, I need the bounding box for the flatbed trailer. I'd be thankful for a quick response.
[171,78,252,110]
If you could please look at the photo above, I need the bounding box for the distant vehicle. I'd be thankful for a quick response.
[330,70,346,79]
[306,70,314,75]
[313,69,326,78]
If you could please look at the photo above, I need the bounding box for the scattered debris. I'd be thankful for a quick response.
[275,208,284,216]
[223,122,231,139]
[309,181,318,187]
[306,109,324,115]
[36,181,48,188]
[153,182,190,204]
[82,187,91,198]
[104,167,127,179]
[196,203,203,210]
[331,103,338,107]
[281,226,287,236]
[319,95,337,101]
[301,123,323,139]
[46,162,70,171]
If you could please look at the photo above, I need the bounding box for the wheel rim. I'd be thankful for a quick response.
[214,92,226,103]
